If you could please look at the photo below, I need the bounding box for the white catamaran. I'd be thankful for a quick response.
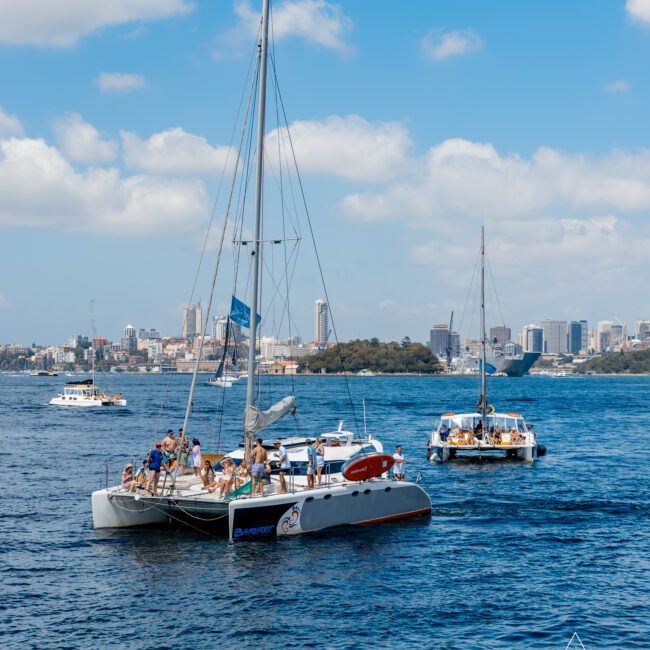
[92,0,430,540]
[427,228,543,462]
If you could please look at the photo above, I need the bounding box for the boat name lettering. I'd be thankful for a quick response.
[233,525,275,538]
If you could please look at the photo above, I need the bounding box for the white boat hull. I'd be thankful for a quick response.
[91,479,431,539]
[49,397,127,407]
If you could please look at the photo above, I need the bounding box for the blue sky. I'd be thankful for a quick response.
[1,0,650,345]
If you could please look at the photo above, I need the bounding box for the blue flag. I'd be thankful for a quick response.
[230,295,261,329]
[479,359,497,375]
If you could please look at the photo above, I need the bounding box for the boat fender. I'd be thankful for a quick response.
[536,443,547,457]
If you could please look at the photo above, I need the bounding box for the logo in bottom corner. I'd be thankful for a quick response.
[279,504,301,534]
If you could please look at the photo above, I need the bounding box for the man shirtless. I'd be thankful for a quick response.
[250,438,268,496]
[161,429,176,469]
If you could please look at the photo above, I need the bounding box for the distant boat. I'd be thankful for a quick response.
[30,370,58,376]
[49,301,127,408]
[427,228,544,463]
[357,369,375,376]
[206,316,240,388]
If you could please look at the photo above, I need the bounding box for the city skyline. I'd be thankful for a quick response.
[1,2,650,342]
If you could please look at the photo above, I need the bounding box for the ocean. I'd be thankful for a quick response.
[2,373,648,649]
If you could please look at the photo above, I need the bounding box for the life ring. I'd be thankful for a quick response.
[486,405,495,415]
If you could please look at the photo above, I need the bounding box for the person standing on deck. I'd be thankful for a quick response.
[191,438,202,477]
[275,440,291,494]
[147,442,168,495]
[251,438,268,496]
[393,445,406,481]
[306,439,316,489]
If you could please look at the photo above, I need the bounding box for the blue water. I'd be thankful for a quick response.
[2,373,649,648]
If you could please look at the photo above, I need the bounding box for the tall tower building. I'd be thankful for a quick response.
[541,319,568,355]
[596,320,613,352]
[122,324,137,354]
[182,303,202,341]
[429,324,450,358]
[568,321,584,355]
[522,324,543,353]
[314,299,329,347]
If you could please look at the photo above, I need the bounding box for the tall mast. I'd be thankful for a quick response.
[480,226,487,430]
[90,299,96,385]
[245,0,270,441]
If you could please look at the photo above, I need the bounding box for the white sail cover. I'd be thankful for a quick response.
[244,396,296,438]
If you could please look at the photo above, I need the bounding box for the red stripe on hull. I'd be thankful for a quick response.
[354,507,432,526]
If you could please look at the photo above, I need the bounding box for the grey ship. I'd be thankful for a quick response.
[492,350,540,377]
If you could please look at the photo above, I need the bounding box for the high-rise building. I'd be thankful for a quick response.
[541,319,568,355]
[580,320,588,353]
[182,303,202,341]
[212,315,241,342]
[314,299,329,347]
[138,328,160,340]
[568,321,584,355]
[122,324,137,354]
[429,324,459,360]
[522,324,543,353]
[596,320,613,352]
[635,320,650,342]
[490,325,511,348]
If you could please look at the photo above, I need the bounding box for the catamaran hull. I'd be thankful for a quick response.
[91,481,431,539]
[229,480,431,540]
[430,444,536,462]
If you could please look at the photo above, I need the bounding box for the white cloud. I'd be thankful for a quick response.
[266,115,412,182]
[96,73,146,93]
[0,106,23,137]
[121,128,234,175]
[0,136,208,235]
[627,0,650,26]
[421,28,482,62]
[342,137,650,222]
[0,0,193,47]
[53,113,117,164]
[604,79,632,93]
[216,0,353,57]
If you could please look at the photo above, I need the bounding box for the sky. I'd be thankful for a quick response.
[1,0,650,345]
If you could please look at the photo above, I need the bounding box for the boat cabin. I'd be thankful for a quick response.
[62,385,102,401]
[436,412,530,446]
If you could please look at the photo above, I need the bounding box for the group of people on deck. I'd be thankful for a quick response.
[120,428,204,496]
[120,431,409,498]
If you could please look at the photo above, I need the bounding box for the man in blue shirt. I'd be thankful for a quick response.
[146,442,168,496]
[306,439,316,489]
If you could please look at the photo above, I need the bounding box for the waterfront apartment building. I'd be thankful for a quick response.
[212,315,241,343]
[314,299,329,348]
[521,324,543,353]
[541,319,568,355]
[182,303,202,341]
[490,325,511,348]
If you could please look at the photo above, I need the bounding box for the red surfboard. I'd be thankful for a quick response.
[341,453,395,482]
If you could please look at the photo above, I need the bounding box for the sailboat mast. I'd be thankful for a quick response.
[480,226,487,429]
[90,299,96,385]
[245,0,270,425]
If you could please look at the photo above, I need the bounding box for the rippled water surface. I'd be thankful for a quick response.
[2,374,649,648]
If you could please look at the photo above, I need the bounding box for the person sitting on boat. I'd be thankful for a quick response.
[132,460,148,492]
[330,437,341,447]
[121,463,134,491]
[473,420,484,441]
[200,459,216,487]
[216,458,236,497]
[439,424,450,442]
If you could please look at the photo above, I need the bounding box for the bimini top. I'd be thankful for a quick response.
[66,378,94,386]
[439,412,529,431]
